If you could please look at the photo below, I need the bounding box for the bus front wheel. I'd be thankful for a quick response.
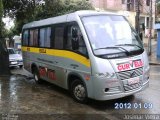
[71,79,88,103]
[33,67,42,84]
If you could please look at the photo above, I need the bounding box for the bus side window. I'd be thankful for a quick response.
[54,25,65,49]
[22,30,29,46]
[29,29,38,47]
[66,24,87,56]
[39,27,51,48]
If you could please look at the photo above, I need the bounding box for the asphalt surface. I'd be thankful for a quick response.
[0,66,159,120]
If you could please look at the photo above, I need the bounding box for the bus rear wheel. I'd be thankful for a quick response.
[71,79,88,103]
[33,67,42,84]
[19,65,23,68]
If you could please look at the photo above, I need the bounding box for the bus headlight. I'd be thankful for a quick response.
[95,72,117,79]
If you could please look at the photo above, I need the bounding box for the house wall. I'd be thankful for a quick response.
[89,0,156,37]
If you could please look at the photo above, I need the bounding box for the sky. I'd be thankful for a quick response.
[2,17,14,30]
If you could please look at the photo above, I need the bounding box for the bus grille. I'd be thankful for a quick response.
[117,67,143,80]
[124,80,142,91]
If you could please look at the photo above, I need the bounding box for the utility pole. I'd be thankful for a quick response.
[155,0,157,22]
[135,0,140,34]
[148,0,152,56]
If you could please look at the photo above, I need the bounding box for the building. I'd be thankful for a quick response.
[89,0,156,37]
[13,35,22,50]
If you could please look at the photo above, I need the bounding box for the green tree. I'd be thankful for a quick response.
[0,0,10,75]
[35,0,94,19]
[0,0,3,37]
[157,0,160,3]
[3,0,94,34]
[3,0,40,34]
[157,2,160,14]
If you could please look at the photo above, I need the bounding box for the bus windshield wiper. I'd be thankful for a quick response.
[94,46,130,55]
[115,44,142,49]
[95,46,118,50]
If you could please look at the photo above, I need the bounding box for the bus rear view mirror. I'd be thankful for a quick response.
[71,27,78,38]
[71,27,79,50]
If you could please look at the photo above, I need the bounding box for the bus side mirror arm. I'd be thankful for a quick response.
[71,38,79,50]
[71,27,79,50]
[86,52,89,59]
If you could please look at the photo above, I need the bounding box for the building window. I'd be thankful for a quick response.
[122,0,125,4]
[29,29,38,46]
[65,24,87,56]
[146,17,149,28]
[39,27,51,47]
[127,0,134,11]
[54,26,64,49]
[22,30,29,46]
[146,0,150,6]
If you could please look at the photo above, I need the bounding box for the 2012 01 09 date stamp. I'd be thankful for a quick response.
[114,103,153,109]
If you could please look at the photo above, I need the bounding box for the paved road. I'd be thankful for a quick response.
[0,66,159,120]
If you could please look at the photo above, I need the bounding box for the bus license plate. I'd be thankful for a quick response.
[128,77,140,85]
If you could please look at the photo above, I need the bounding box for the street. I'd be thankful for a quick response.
[0,65,159,120]
[0,0,159,119]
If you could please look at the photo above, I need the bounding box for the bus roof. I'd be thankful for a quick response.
[22,10,119,29]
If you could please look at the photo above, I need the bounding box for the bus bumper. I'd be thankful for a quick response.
[91,78,149,101]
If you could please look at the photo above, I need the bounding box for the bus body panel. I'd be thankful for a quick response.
[22,10,149,101]
[89,51,149,100]
[22,47,91,86]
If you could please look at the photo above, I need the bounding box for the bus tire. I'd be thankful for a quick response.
[33,67,42,84]
[19,65,23,68]
[71,79,88,103]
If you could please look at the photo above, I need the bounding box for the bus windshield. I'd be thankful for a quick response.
[82,15,143,56]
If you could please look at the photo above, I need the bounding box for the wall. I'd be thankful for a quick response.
[89,0,156,37]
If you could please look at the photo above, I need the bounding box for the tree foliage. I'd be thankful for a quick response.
[3,0,40,34]
[0,0,8,38]
[157,0,160,3]
[0,0,10,75]
[0,0,3,37]
[157,2,160,14]
[36,0,94,18]
[3,0,94,34]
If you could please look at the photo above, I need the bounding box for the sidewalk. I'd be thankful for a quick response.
[143,37,160,65]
